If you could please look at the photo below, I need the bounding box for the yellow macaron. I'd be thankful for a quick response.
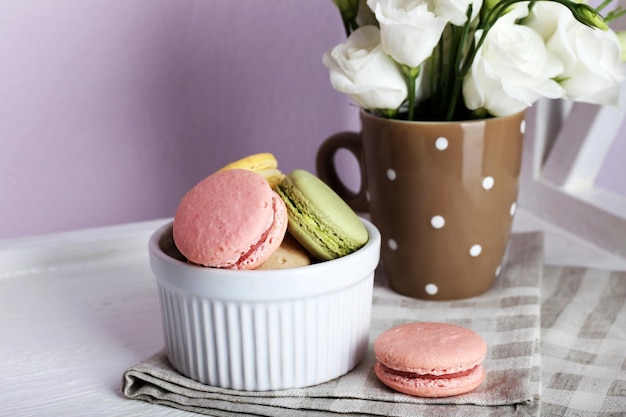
[218,153,285,189]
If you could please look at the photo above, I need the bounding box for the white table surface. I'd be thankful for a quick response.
[1,209,624,416]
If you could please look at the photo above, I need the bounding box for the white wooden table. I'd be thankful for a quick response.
[1,209,624,416]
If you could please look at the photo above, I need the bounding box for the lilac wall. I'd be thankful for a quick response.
[2,1,625,239]
[0,0,358,238]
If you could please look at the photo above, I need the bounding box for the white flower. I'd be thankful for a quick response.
[322,25,408,111]
[525,3,625,106]
[433,0,482,26]
[463,4,565,116]
[367,0,447,68]
[617,31,626,62]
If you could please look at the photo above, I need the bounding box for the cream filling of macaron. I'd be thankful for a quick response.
[377,362,482,380]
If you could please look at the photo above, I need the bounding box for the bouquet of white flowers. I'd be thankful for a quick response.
[323,0,626,121]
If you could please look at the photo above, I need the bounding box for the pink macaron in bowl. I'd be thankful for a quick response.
[148,217,381,391]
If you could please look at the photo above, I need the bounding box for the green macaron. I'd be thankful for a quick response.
[276,169,368,261]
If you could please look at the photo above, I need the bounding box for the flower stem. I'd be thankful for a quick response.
[446,5,473,121]
[402,65,420,121]
[341,19,351,37]
[335,0,361,37]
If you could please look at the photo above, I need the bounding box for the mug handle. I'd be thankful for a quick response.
[316,131,369,213]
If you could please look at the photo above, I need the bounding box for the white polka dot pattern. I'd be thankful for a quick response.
[435,137,448,150]
[425,283,438,295]
[378,112,526,298]
[430,215,445,229]
[482,176,495,190]
[469,244,482,257]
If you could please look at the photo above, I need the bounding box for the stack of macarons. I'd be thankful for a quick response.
[171,154,489,399]
[172,153,369,270]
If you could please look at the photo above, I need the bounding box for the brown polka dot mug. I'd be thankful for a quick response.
[316,110,525,300]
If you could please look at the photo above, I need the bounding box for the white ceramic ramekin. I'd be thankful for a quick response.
[148,218,380,391]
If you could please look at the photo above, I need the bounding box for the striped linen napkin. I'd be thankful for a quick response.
[539,265,626,416]
[123,232,543,416]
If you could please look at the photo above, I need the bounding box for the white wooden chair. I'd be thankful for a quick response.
[520,82,626,258]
